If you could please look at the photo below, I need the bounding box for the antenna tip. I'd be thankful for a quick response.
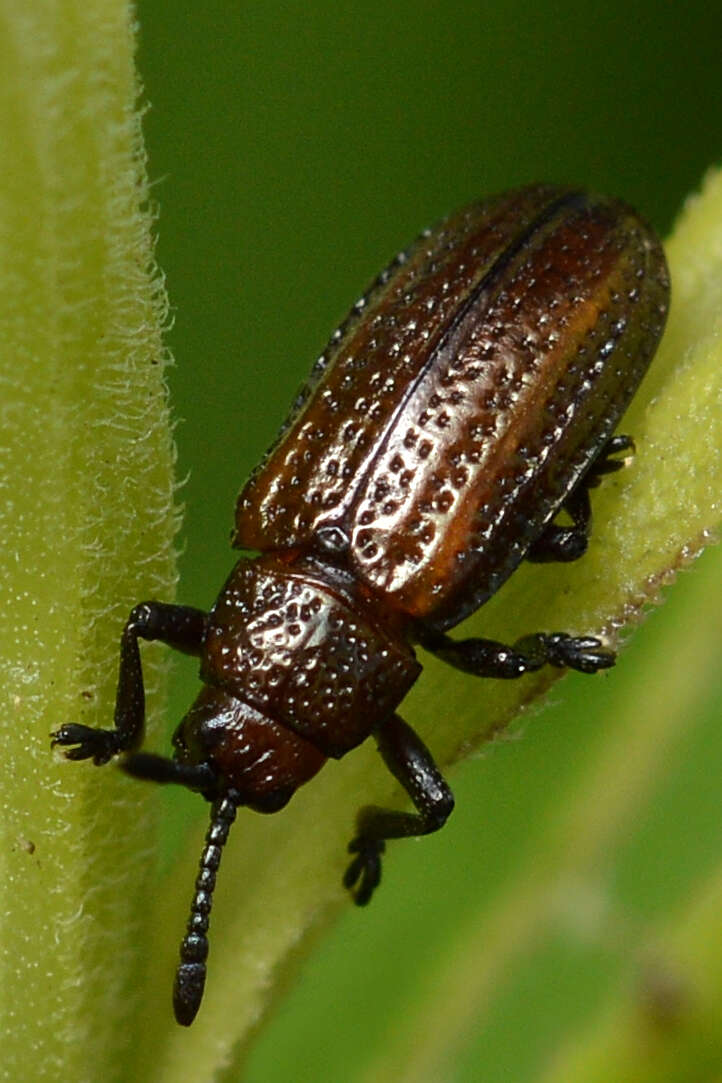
[174,961,206,1026]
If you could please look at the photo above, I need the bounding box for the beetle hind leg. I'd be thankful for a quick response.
[527,433,634,563]
[344,713,454,906]
[416,625,615,678]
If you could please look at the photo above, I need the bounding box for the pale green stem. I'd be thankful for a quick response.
[0,4,177,1080]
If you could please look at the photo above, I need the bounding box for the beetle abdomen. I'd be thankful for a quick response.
[234,186,669,628]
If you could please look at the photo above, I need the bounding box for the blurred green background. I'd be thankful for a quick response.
[135,3,722,1080]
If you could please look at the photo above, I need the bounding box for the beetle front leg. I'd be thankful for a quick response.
[416,625,615,677]
[527,434,634,563]
[120,752,218,797]
[344,713,454,906]
[52,603,208,765]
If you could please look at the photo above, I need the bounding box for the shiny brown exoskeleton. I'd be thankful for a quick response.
[52,185,670,1025]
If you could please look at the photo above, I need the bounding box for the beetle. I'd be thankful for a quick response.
[52,184,669,1026]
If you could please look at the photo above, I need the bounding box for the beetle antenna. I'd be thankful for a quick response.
[173,791,239,1026]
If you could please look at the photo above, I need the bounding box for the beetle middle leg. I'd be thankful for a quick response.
[527,434,634,563]
[52,602,208,766]
[344,713,454,906]
[416,625,615,678]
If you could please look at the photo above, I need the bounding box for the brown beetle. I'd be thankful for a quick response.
[53,184,669,1025]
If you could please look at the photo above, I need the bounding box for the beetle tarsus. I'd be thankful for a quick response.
[514,633,616,673]
[51,723,121,765]
[587,434,635,485]
[418,627,615,677]
[526,524,589,563]
[344,838,385,906]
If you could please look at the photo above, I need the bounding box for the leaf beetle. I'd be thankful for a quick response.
[53,184,670,1025]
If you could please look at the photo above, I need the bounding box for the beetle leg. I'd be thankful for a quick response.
[51,603,208,765]
[587,434,635,484]
[527,434,634,563]
[526,486,590,562]
[344,713,454,906]
[120,752,218,796]
[416,625,615,677]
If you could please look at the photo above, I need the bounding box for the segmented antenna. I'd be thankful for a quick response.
[173,792,239,1026]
